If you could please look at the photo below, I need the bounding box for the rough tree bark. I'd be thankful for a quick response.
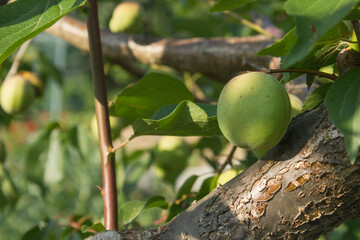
[88,105,360,240]
[46,16,273,82]
[48,16,360,240]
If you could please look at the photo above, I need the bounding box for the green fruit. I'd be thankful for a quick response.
[109,1,143,33]
[0,72,37,115]
[153,136,191,184]
[217,72,291,150]
[217,166,243,186]
[90,115,124,140]
[0,141,6,164]
[289,94,303,118]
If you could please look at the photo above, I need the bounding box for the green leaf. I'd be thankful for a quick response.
[197,176,216,200]
[301,83,332,113]
[145,195,169,209]
[177,175,198,198]
[209,0,254,12]
[257,28,297,57]
[132,100,221,137]
[283,23,347,87]
[283,0,357,67]
[118,200,146,226]
[325,68,360,164]
[109,72,193,121]
[25,121,60,186]
[0,0,87,64]
[81,223,106,234]
[344,7,360,20]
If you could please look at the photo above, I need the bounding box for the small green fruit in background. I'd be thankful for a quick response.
[289,94,303,118]
[217,72,291,150]
[0,141,6,164]
[90,115,124,140]
[153,136,191,184]
[217,166,243,186]
[0,71,39,115]
[109,1,143,33]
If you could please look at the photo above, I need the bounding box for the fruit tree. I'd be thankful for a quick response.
[0,0,360,239]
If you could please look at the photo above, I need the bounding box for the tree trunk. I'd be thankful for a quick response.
[88,105,360,240]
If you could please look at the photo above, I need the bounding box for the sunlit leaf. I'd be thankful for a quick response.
[81,223,106,234]
[119,200,146,226]
[132,100,221,137]
[257,28,297,57]
[109,72,193,121]
[301,83,332,113]
[283,0,357,67]
[0,0,87,64]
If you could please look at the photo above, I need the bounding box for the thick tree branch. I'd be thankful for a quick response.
[88,105,360,240]
[46,16,273,82]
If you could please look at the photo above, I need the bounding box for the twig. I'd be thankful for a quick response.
[257,68,338,81]
[207,0,273,39]
[224,11,274,39]
[5,39,32,81]
[87,0,118,230]
[110,138,131,154]
[217,145,237,175]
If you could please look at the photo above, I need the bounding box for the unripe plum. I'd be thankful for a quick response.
[289,93,303,118]
[109,1,143,33]
[0,72,37,115]
[217,166,243,186]
[217,72,291,150]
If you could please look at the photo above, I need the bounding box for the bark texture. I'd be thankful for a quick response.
[46,16,273,82]
[88,106,360,240]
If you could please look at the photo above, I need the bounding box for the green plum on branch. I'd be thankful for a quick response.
[217,72,291,150]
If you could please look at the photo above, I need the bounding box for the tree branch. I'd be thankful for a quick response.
[46,16,273,82]
[88,105,360,240]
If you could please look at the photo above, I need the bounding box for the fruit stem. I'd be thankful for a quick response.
[351,21,360,50]
[217,145,237,175]
[86,0,118,230]
[5,39,32,82]
[258,68,338,81]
